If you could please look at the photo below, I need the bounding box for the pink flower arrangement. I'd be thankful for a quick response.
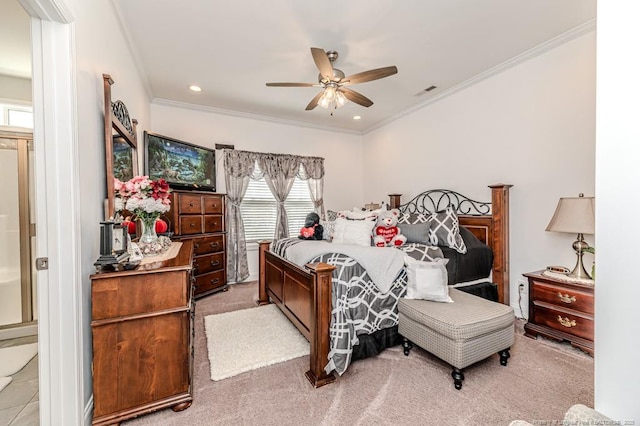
[114,175,171,215]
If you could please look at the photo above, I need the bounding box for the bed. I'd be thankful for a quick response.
[258,184,511,387]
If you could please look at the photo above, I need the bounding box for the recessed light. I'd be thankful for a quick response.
[189,85,202,92]
[353,115,361,120]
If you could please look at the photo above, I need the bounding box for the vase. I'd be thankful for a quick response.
[138,213,160,245]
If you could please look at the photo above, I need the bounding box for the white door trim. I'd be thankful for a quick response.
[18,0,84,424]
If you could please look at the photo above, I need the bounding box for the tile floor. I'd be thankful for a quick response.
[0,335,38,426]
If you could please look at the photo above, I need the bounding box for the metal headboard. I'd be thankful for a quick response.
[395,189,492,216]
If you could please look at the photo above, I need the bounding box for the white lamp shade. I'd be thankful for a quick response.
[545,195,595,235]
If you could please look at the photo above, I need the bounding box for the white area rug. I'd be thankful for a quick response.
[204,304,310,381]
[0,343,38,376]
[0,377,12,393]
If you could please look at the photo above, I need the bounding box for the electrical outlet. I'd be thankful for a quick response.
[517,278,528,293]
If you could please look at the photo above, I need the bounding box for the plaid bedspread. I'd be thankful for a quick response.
[270,238,443,375]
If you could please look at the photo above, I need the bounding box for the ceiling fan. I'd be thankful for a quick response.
[266,47,398,111]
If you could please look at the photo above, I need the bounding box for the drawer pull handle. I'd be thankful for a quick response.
[211,260,220,267]
[557,316,577,328]
[210,242,219,248]
[211,278,220,284]
[189,202,194,207]
[557,293,576,304]
[194,244,199,250]
[190,223,196,227]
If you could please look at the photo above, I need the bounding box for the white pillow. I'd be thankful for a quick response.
[332,218,375,246]
[338,209,380,220]
[404,257,453,302]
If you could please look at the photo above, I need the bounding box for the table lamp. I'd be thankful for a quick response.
[545,193,595,279]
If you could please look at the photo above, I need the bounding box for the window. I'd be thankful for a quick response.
[241,166,315,242]
[0,104,33,128]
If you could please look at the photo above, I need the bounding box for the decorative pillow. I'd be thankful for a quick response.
[331,218,375,246]
[428,205,467,254]
[404,257,452,302]
[397,223,431,244]
[398,213,430,225]
[321,219,336,241]
[338,209,380,221]
[326,210,338,221]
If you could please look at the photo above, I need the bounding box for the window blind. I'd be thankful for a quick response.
[241,168,315,241]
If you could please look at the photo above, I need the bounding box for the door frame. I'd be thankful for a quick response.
[17,0,84,424]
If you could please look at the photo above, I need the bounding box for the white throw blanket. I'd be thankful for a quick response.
[285,241,405,293]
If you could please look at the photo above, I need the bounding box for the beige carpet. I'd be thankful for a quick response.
[124,281,594,426]
[204,304,310,381]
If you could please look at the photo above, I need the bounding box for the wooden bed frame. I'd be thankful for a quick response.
[258,184,511,388]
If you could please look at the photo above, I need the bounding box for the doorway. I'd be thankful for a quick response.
[0,129,37,334]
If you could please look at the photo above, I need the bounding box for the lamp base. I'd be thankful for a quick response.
[567,233,592,280]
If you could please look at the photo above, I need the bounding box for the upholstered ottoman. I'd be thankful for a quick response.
[398,288,515,389]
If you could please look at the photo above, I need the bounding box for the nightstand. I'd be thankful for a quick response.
[523,270,594,355]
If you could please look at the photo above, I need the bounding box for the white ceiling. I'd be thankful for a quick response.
[2,1,596,132]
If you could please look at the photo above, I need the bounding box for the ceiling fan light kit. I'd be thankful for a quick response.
[266,47,398,113]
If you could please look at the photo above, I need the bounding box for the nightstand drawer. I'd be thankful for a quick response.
[530,281,594,315]
[532,303,593,341]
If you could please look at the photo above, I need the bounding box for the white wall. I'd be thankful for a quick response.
[65,0,151,408]
[363,32,596,315]
[595,2,640,422]
[0,75,32,103]
[151,102,363,280]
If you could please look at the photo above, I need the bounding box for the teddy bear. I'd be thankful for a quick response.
[373,209,407,247]
[299,212,324,240]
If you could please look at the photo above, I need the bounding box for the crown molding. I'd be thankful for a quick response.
[109,0,154,100]
[363,19,596,135]
[152,98,363,135]
[18,0,73,23]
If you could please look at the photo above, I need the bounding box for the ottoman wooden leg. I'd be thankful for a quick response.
[499,348,511,366]
[452,367,464,390]
[402,338,413,356]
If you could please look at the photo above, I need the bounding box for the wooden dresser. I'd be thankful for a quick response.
[523,270,594,355]
[167,190,227,297]
[90,241,194,426]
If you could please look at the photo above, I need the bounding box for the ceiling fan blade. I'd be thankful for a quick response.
[340,88,374,107]
[311,47,334,80]
[305,91,324,111]
[342,66,398,85]
[266,82,316,87]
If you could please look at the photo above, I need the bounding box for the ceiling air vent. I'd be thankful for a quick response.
[415,85,437,96]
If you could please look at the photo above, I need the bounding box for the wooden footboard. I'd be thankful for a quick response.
[258,241,336,387]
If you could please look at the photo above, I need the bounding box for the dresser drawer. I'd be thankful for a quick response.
[531,303,593,341]
[531,281,594,315]
[192,234,225,255]
[194,270,226,294]
[178,193,203,214]
[204,215,223,233]
[204,195,224,214]
[179,216,203,235]
[193,252,224,275]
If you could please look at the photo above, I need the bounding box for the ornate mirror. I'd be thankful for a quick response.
[103,74,138,219]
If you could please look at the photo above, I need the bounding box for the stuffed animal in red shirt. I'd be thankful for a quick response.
[373,209,407,247]
[299,212,324,240]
